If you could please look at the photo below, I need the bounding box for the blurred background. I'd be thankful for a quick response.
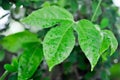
[0,0,120,80]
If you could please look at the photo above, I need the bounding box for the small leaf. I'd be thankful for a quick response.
[4,58,18,72]
[76,19,102,71]
[18,42,43,80]
[100,18,109,29]
[99,30,118,61]
[43,22,75,71]
[100,31,111,54]
[0,31,40,52]
[102,30,118,55]
[4,64,16,72]
[21,6,73,28]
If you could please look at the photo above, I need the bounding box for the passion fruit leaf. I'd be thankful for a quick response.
[21,6,74,28]
[43,22,75,71]
[76,19,102,71]
[101,30,118,55]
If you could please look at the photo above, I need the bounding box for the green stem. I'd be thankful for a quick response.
[0,71,9,80]
[91,0,102,22]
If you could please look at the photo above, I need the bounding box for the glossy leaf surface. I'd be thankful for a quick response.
[76,19,102,71]
[43,23,75,71]
[21,6,73,28]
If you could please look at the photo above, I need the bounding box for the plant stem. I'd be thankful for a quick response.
[91,0,102,22]
[0,71,9,80]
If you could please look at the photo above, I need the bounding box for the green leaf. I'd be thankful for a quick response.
[97,29,118,62]
[99,30,118,61]
[101,30,118,55]
[21,6,73,28]
[100,18,109,29]
[18,42,43,80]
[4,58,18,72]
[76,19,102,71]
[0,31,40,52]
[4,64,17,72]
[43,22,75,71]
[100,31,111,54]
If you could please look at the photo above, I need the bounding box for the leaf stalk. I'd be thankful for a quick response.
[0,71,9,80]
[91,0,102,22]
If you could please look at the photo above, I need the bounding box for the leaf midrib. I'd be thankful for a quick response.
[52,23,73,59]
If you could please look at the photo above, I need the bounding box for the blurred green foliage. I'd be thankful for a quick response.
[0,50,5,61]
[0,0,120,80]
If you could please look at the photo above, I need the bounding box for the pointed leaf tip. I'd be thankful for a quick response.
[43,22,75,70]
[76,19,102,71]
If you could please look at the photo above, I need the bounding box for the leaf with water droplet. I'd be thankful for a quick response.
[75,19,102,71]
[43,22,75,71]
